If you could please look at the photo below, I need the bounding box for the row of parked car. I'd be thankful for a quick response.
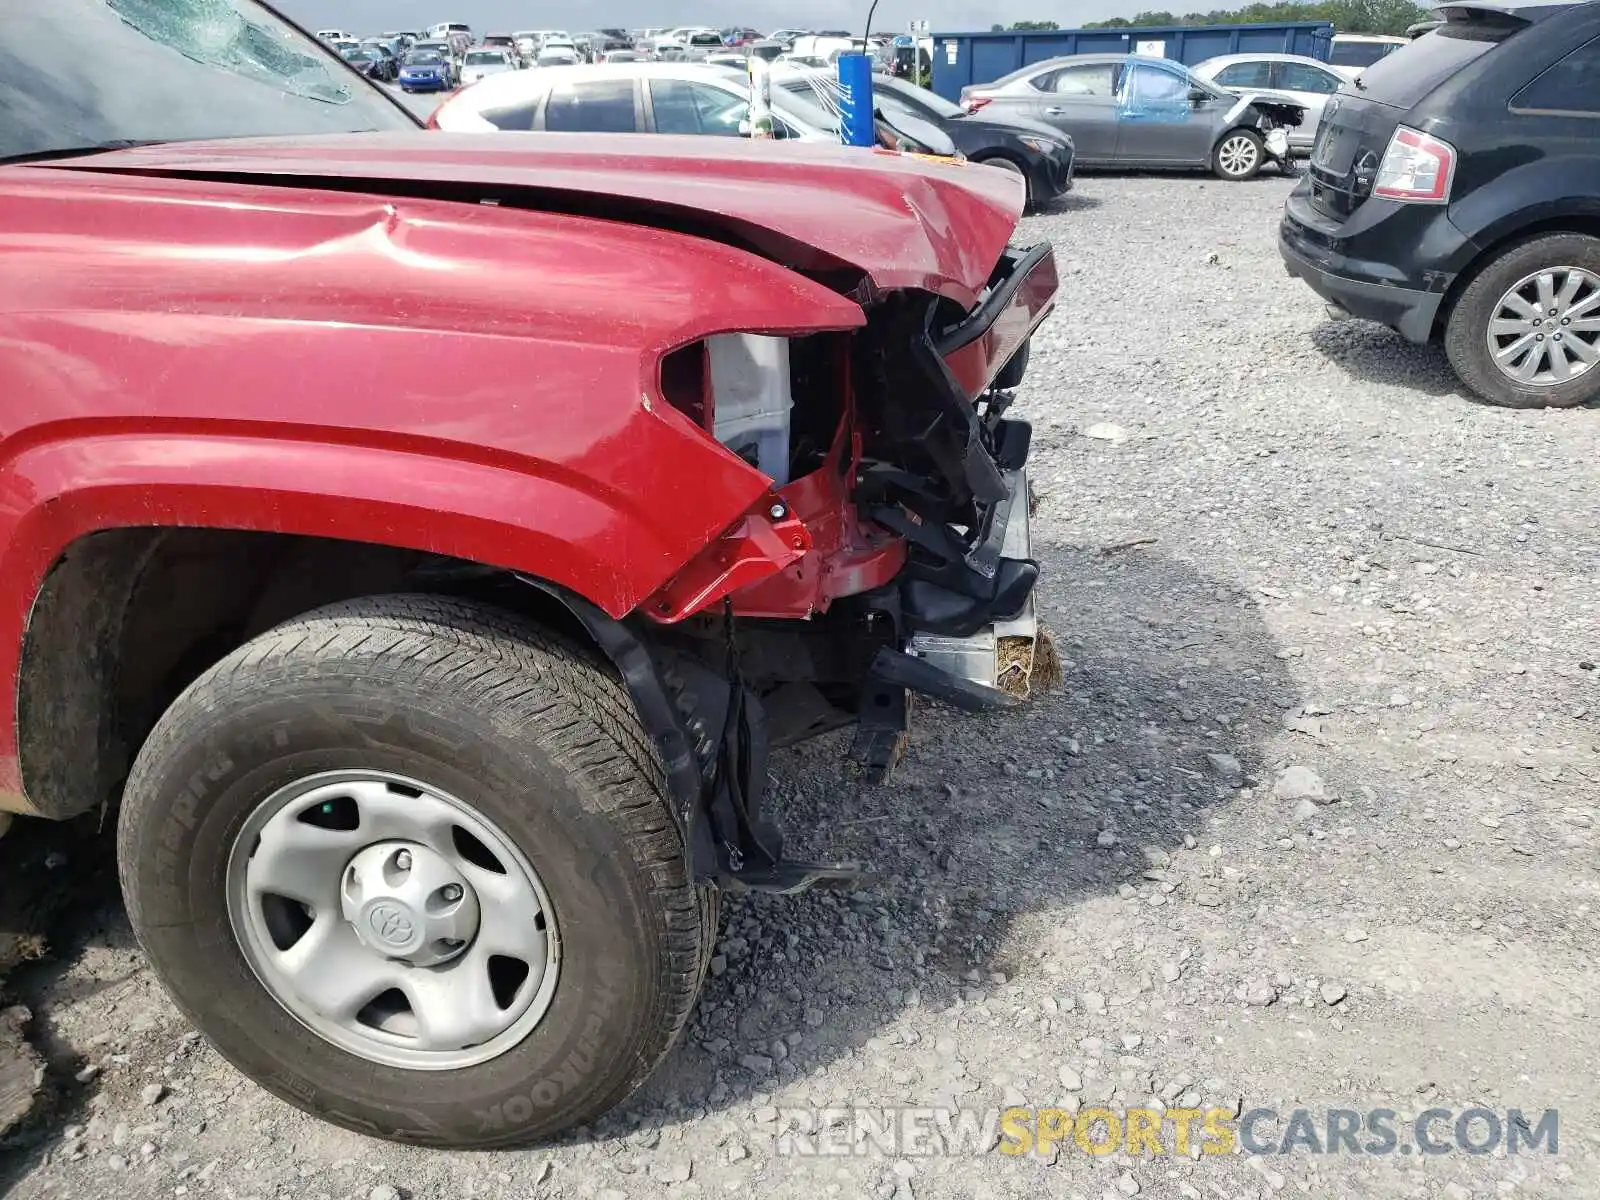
[410,2,1600,411]
[330,26,931,94]
[426,53,1309,184]
[427,61,1079,208]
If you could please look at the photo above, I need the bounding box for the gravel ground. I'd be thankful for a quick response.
[4,171,1599,1200]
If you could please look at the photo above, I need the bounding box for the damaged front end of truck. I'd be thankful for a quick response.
[517,148,1061,895]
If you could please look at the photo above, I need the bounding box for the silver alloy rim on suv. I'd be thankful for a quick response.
[1217,134,1259,177]
[225,770,560,1070]
[1486,265,1600,386]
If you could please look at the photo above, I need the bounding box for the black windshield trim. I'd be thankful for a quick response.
[1,139,167,166]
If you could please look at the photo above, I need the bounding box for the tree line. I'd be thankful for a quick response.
[988,0,1431,36]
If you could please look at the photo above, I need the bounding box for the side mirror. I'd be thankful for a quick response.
[1188,87,1209,103]
[738,118,752,136]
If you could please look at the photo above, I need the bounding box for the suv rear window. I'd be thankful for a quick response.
[1353,18,1522,108]
[1512,36,1600,114]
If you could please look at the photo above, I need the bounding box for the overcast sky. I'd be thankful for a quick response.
[274,0,1164,35]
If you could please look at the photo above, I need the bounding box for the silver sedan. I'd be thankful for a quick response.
[1191,53,1344,152]
[959,53,1303,181]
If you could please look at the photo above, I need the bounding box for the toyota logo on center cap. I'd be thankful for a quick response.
[367,902,415,946]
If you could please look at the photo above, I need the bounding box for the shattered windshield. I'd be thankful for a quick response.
[0,0,416,162]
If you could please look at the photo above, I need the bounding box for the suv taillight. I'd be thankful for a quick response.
[1373,126,1456,204]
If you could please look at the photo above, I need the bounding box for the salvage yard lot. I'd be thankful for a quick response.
[7,173,1598,1199]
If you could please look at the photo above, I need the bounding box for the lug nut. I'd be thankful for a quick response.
[441,883,463,902]
[394,849,412,871]
[768,502,787,520]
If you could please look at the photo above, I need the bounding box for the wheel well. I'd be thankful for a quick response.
[972,150,1025,169]
[971,152,1032,204]
[1216,126,1263,148]
[1433,216,1600,339]
[16,530,591,821]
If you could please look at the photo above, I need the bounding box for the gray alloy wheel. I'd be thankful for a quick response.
[1213,130,1263,180]
[1484,265,1600,387]
[226,769,560,1070]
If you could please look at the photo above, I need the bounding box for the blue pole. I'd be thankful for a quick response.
[837,52,876,147]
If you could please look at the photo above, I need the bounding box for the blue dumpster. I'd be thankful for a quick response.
[930,22,1335,101]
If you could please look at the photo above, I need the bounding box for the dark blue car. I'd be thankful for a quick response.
[399,50,452,92]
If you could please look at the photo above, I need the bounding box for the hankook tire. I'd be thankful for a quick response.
[118,594,715,1147]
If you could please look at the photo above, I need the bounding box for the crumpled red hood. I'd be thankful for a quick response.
[64,131,1026,307]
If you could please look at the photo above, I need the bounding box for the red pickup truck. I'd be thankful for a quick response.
[0,0,1056,1146]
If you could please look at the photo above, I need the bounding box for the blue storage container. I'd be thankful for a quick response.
[930,22,1335,101]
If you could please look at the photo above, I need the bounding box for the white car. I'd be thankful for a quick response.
[656,28,725,61]
[1326,33,1409,80]
[536,40,582,67]
[430,62,843,140]
[1191,53,1344,152]
[513,31,540,61]
[316,29,355,41]
[459,49,518,85]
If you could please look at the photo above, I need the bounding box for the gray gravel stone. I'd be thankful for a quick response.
[652,1161,692,1184]
[1084,422,1130,444]
[1272,765,1327,804]
[1205,752,1243,780]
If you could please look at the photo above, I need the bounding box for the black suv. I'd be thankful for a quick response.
[1281,2,1600,408]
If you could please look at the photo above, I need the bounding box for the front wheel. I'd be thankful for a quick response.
[1444,233,1600,408]
[118,595,715,1147]
[1212,129,1264,181]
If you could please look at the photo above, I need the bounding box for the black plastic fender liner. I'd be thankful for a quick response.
[513,575,712,868]
[513,575,862,894]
